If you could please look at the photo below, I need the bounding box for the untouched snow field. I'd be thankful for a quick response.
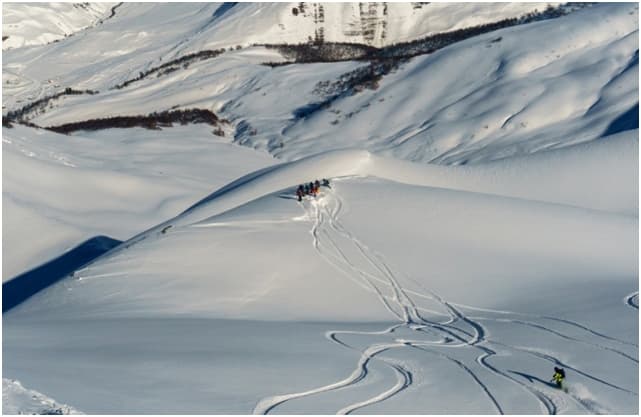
[2,124,276,282]
[2,2,638,415]
[2,3,114,50]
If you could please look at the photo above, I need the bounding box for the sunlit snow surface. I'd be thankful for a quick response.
[2,2,638,415]
[4,132,638,414]
[2,378,83,415]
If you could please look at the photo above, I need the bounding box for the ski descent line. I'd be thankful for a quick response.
[253,187,636,414]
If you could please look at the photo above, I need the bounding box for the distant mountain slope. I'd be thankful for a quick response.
[5,3,636,166]
[175,2,560,50]
[2,3,115,50]
[1,3,557,53]
[2,2,558,110]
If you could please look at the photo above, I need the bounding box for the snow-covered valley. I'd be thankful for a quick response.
[2,2,638,414]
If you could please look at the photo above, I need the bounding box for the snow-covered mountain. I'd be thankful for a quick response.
[2,2,116,50]
[3,2,638,414]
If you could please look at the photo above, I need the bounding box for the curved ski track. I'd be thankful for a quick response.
[625,292,639,310]
[253,188,637,414]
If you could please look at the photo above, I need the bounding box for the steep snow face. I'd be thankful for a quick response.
[2,3,115,50]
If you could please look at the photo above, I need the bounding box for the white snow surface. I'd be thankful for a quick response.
[4,130,638,413]
[2,3,114,50]
[3,4,636,167]
[2,378,82,415]
[2,124,276,282]
[2,2,639,415]
[2,2,554,52]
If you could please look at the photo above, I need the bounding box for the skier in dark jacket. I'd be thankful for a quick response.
[296,185,304,201]
[322,178,330,188]
[552,367,565,388]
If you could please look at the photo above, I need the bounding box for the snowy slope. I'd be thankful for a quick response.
[176,2,560,50]
[2,378,82,415]
[2,2,558,118]
[2,2,115,50]
[4,130,637,413]
[2,124,276,282]
[2,2,638,415]
[5,4,636,167]
[12,129,637,319]
[277,3,639,163]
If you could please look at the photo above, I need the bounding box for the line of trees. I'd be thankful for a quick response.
[4,88,98,126]
[113,49,226,90]
[45,108,227,134]
[262,4,580,65]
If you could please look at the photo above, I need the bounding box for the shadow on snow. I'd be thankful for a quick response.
[603,103,639,137]
[3,235,122,313]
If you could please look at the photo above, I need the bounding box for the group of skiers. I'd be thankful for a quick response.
[296,178,330,201]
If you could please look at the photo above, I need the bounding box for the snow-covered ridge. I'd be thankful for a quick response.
[13,128,635,321]
[178,129,638,229]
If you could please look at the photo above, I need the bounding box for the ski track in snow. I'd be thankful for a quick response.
[254,187,637,414]
[625,292,639,310]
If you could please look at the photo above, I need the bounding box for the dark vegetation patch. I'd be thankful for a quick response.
[113,48,226,90]
[3,4,587,130]
[275,3,587,121]
[4,88,98,125]
[45,108,228,134]
[263,4,576,65]
[292,60,398,120]
[106,2,123,20]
